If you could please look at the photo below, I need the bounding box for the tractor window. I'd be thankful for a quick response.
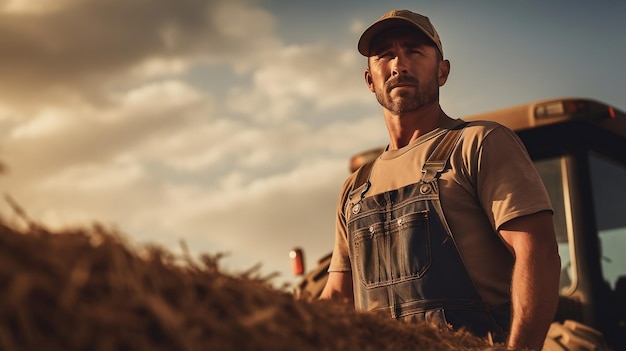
[534,157,573,293]
[589,152,626,290]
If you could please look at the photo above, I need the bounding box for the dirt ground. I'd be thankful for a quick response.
[0,216,512,351]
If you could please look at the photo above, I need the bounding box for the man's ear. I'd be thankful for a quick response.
[438,59,450,86]
[364,69,375,92]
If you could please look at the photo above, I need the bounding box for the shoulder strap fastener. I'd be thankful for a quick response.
[348,160,375,204]
[421,122,467,183]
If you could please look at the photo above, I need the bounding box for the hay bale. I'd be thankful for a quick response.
[0,220,510,351]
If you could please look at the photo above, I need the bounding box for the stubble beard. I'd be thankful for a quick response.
[374,78,438,114]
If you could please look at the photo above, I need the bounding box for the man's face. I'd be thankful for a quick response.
[365,27,449,114]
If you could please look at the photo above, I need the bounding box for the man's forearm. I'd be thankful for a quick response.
[507,252,560,350]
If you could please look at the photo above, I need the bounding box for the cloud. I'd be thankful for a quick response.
[350,19,366,35]
[0,0,387,285]
[2,79,210,186]
[0,0,279,109]
[9,108,71,139]
[0,0,79,14]
[226,43,371,123]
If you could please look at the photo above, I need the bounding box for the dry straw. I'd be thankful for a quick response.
[0,208,509,351]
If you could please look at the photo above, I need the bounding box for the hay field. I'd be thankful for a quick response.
[0,214,510,351]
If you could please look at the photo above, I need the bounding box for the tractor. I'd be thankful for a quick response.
[291,97,626,350]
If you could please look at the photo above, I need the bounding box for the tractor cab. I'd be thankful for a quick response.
[464,98,626,349]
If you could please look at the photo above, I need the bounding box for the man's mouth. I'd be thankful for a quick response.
[390,84,416,92]
[387,78,419,92]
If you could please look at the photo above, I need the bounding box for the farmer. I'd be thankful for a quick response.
[320,9,560,351]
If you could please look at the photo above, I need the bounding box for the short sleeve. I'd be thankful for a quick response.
[474,125,553,230]
[328,172,357,272]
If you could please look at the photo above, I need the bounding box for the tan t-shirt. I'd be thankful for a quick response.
[329,118,553,308]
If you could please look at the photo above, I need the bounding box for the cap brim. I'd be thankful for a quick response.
[357,18,440,56]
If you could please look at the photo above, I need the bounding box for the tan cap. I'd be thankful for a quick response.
[358,9,443,57]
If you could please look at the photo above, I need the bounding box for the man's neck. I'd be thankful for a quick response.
[383,104,450,150]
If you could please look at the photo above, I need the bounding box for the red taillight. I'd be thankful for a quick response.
[609,106,616,119]
[290,248,305,276]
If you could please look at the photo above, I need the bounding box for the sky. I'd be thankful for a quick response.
[1,0,625,288]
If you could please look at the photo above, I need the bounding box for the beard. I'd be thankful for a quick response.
[374,75,438,114]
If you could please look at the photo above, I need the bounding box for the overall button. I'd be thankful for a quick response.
[352,203,361,214]
[420,183,432,194]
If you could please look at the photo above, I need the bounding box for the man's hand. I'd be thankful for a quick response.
[320,271,355,306]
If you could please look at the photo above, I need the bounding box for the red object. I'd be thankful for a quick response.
[290,248,305,276]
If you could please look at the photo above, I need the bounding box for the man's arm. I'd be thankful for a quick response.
[499,210,561,351]
[319,271,355,306]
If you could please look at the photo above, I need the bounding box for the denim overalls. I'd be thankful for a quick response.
[345,125,509,341]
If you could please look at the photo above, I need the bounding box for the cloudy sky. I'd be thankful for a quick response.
[1,0,625,287]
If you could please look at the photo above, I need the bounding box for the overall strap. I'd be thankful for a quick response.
[349,121,468,202]
[348,159,375,203]
[421,122,468,183]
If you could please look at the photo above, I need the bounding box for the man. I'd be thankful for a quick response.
[320,9,560,351]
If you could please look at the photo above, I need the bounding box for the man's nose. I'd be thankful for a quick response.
[391,53,409,76]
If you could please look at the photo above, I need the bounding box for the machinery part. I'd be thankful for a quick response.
[543,320,610,351]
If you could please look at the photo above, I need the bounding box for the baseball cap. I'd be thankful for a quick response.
[358,9,443,57]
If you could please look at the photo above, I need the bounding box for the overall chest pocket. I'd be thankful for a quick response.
[351,210,432,288]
